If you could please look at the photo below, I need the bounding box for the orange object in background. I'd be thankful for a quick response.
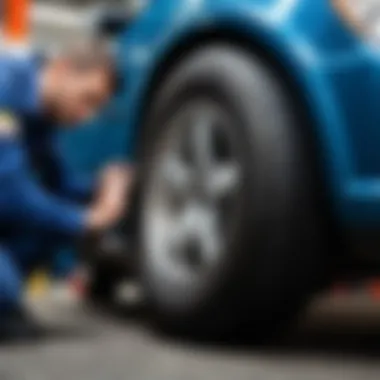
[368,279,380,301]
[2,0,31,45]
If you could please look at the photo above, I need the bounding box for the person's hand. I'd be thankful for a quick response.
[98,163,133,198]
[87,163,134,232]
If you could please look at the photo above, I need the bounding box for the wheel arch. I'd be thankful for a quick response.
[135,27,324,189]
[132,26,340,251]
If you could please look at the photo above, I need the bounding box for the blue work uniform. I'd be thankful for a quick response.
[0,53,92,312]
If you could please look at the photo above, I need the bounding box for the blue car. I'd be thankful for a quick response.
[69,0,380,337]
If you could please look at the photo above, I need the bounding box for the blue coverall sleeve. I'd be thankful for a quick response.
[0,134,87,239]
[35,133,95,203]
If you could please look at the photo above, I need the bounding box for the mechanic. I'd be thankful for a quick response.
[0,41,133,340]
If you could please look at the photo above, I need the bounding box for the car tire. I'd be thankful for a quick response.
[139,45,330,339]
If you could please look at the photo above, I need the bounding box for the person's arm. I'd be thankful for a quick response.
[0,128,131,241]
[57,162,95,203]
[0,132,87,239]
[46,135,135,208]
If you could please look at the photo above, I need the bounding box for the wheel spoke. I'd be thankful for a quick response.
[160,154,192,194]
[167,205,194,250]
[196,207,222,265]
[190,108,216,174]
[207,162,241,198]
[148,206,192,277]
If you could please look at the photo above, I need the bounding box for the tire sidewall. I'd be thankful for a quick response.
[139,45,323,331]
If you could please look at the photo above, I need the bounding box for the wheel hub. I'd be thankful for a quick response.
[143,99,242,283]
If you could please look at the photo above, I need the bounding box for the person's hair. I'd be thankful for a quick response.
[63,39,122,94]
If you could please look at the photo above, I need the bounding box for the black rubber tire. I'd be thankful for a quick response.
[139,45,329,339]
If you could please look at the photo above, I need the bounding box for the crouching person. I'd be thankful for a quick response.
[0,42,134,340]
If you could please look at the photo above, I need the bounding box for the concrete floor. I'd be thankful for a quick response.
[1,289,380,380]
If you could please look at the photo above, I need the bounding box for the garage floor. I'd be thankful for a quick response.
[1,287,380,380]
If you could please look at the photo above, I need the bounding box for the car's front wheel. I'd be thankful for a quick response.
[139,45,329,339]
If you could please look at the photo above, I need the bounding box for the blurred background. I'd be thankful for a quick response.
[32,0,114,49]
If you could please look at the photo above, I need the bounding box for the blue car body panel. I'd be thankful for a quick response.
[61,0,380,228]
